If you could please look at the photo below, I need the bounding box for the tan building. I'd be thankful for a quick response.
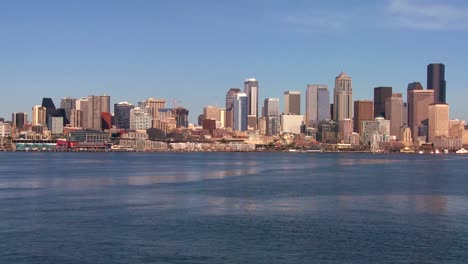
[428,104,449,143]
[203,106,221,121]
[281,114,304,134]
[32,105,47,126]
[385,93,404,139]
[400,127,413,147]
[147,98,166,119]
[284,91,301,115]
[333,72,353,121]
[408,89,434,141]
[353,100,373,135]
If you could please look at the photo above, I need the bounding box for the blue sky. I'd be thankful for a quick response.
[1,0,468,122]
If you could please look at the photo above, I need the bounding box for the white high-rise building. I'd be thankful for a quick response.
[244,78,258,122]
[130,107,153,130]
[333,72,353,121]
[234,93,248,132]
[32,105,47,126]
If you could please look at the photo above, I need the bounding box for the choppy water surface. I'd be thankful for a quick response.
[1,152,467,263]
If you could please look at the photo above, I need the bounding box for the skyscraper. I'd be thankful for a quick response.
[76,98,89,128]
[428,104,449,143]
[203,106,221,121]
[284,91,301,115]
[114,102,135,129]
[87,95,111,130]
[32,105,47,126]
[244,78,258,123]
[147,98,166,119]
[41,97,56,126]
[233,92,248,132]
[374,87,392,118]
[385,93,404,139]
[263,98,280,117]
[317,87,331,122]
[60,97,76,125]
[353,100,373,135]
[427,63,446,104]
[225,88,242,129]
[175,108,189,128]
[333,72,353,121]
[408,88,434,141]
[130,107,152,130]
[306,84,329,127]
[12,112,28,130]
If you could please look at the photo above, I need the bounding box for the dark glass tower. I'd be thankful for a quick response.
[373,87,392,119]
[427,63,446,104]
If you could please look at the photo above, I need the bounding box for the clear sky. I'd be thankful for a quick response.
[1,0,468,123]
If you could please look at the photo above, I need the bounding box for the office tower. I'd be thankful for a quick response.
[244,78,258,122]
[428,104,449,143]
[284,91,301,115]
[330,104,334,120]
[374,87,392,118]
[60,97,76,125]
[264,98,280,117]
[203,106,221,121]
[427,63,446,104]
[175,108,189,128]
[41,97,56,126]
[76,98,89,128]
[130,107,153,130]
[147,98,166,119]
[317,87,331,122]
[402,102,408,127]
[101,112,112,130]
[32,105,47,126]
[114,102,135,129]
[353,100,373,135]
[70,109,83,127]
[385,93,404,139]
[306,84,329,127]
[407,86,434,141]
[12,112,28,130]
[233,93,248,131]
[48,116,64,135]
[225,88,242,129]
[86,95,110,130]
[197,114,204,126]
[333,72,353,121]
[100,95,111,114]
[266,116,280,136]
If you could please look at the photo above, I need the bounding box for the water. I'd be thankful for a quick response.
[0,152,467,263]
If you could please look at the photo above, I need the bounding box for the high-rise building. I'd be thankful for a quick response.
[264,98,280,117]
[244,79,258,122]
[374,87,392,118]
[100,95,111,114]
[41,97,56,126]
[225,88,242,129]
[48,116,64,135]
[147,98,166,119]
[130,107,152,130]
[281,114,304,134]
[339,119,353,143]
[60,97,76,125]
[317,87,331,122]
[76,98,89,129]
[12,112,28,130]
[333,72,353,121]
[385,93,404,139]
[353,100,373,135]
[408,87,434,141]
[175,108,189,128]
[427,63,446,104]
[306,84,329,127]
[233,93,248,132]
[428,104,449,143]
[70,109,83,127]
[284,91,301,115]
[203,106,221,121]
[114,102,135,129]
[86,95,110,130]
[32,105,47,126]
[266,116,280,136]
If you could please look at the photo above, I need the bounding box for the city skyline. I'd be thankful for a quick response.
[1,1,468,121]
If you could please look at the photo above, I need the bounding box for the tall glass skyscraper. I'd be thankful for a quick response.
[244,78,258,122]
[114,102,135,129]
[233,93,248,132]
[427,63,446,104]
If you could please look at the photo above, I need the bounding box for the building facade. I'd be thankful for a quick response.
[333,72,353,121]
[373,86,392,118]
[233,93,248,132]
[284,91,301,115]
[353,100,373,135]
[427,63,446,104]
